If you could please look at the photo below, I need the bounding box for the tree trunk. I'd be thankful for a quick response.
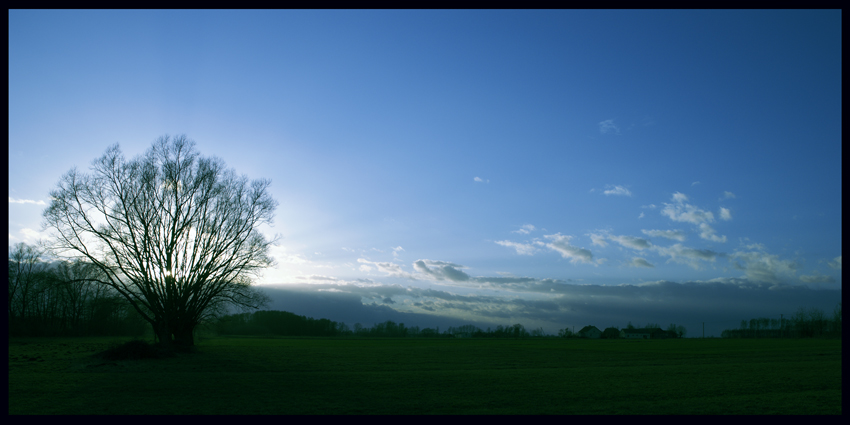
[173,325,195,347]
[154,321,172,347]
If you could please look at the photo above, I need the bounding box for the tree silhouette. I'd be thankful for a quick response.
[8,243,50,334]
[601,327,620,339]
[42,135,275,347]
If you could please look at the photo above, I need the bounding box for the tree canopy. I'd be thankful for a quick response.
[41,135,275,346]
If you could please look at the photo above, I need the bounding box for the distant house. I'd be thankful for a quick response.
[620,327,672,339]
[621,328,651,339]
[578,325,602,339]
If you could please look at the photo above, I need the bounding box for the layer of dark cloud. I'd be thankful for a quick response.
[256,279,840,337]
[257,284,494,330]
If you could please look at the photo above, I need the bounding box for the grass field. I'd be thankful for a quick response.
[9,336,841,414]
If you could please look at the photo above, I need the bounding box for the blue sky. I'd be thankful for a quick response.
[9,10,841,336]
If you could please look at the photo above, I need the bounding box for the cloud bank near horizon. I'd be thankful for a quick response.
[257,279,840,337]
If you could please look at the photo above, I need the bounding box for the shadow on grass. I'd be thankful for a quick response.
[94,339,195,361]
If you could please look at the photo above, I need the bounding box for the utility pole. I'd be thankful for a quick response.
[780,314,783,338]
[703,322,705,338]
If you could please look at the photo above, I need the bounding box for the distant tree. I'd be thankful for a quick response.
[8,243,50,334]
[41,136,275,347]
[676,325,686,338]
[792,308,808,337]
[511,323,528,338]
[51,259,108,335]
[739,320,749,337]
[808,308,826,337]
[644,323,659,330]
[831,302,842,335]
[601,327,620,339]
[408,325,420,337]
[749,318,759,338]
[626,321,635,330]
[558,328,573,338]
[760,317,771,334]
[530,327,546,337]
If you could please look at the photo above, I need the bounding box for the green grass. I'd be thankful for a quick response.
[9,336,841,414]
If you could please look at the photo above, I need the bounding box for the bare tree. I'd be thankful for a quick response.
[51,259,107,334]
[808,307,826,337]
[42,135,275,347]
[8,243,50,334]
[832,302,842,335]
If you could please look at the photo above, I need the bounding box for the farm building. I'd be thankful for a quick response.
[620,328,674,339]
[578,325,602,339]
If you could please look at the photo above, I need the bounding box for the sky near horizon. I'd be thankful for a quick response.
[9,10,841,336]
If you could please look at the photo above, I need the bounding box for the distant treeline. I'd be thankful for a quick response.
[9,243,147,337]
[213,312,689,340]
[214,311,552,338]
[215,310,343,336]
[721,304,841,339]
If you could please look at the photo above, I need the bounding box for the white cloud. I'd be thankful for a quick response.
[661,192,726,242]
[743,242,766,251]
[638,212,645,219]
[672,192,688,203]
[20,228,45,242]
[541,234,593,264]
[603,185,632,197]
[731,250,799,284]
[827,256,841,270]
[587,233,608,247]
[662,200,714,224]
[630,257,655,268]
[719,207,732,221]
[474,177,489,183]
[599,119,620,135]
[641,229,686,242]
[691,181,700,186]
[723,191,736,199]
[413,260,470,282]
[799,274,836,284]
[654,244,723,270]
[495,240,537,256]
[609,234,652,250]
[698,223,727,243]
[296,275,341,283]
[9,197,46,206]
[642,204,657,209]
[267,244,312,266]
[392,246,405,258]
[512,224,536,235]
[357,259,416,279]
